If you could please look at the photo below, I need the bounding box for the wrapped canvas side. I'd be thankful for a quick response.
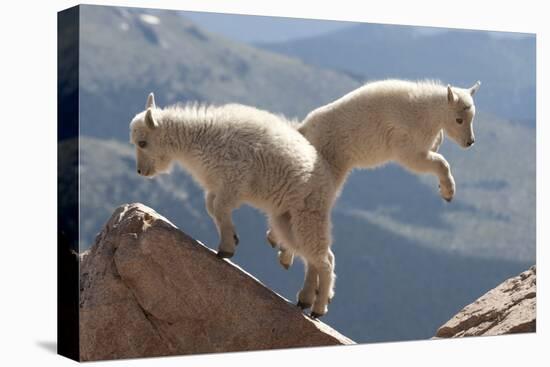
[57,5,80,362]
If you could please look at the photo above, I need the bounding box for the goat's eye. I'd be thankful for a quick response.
[456,118,463,124]
[138,141,147,148]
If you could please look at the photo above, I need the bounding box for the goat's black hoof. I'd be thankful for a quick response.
[310,312,323,319]
[216,250,234,259]
[297,301,311,310]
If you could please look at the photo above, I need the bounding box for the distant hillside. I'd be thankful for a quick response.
[258,23,536,121]
[77,137,209,247]
[78,5,360,140]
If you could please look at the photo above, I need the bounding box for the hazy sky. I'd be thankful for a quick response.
[181,11,354,43]
[181,11,533,44]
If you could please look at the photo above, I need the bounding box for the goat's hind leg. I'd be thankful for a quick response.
[309,251,335,318]
[266,228,294,269]
[268,212,296,269]
[294,211,335,317]
[317,249,335,304]
[278,249,294,270]
[266,228,278,249]
[297,263,318,310]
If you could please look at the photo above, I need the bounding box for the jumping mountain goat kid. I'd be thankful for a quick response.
[130,93,338,317]
[268,79,481,269]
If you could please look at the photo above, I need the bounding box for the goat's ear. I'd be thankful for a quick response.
[146,92,156,109]
[145,108,158,129]
[469,81,481,96]
[447,85,456,104]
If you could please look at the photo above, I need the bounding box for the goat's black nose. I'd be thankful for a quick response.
[467,139,475,147]
[137,169,141,174]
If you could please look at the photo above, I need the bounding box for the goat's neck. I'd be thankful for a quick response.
[157,112,212,156]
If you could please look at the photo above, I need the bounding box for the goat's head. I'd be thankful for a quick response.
[443,81,481,149]
[129,92,173,177]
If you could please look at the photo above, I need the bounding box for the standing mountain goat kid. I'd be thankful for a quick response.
[130,93,339,318]
[269,79,481,268]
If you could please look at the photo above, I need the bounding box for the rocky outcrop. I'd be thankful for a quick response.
[79,203,353,361]
[435,266,536,338]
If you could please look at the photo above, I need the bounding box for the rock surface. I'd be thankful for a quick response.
[435,266,536,338]
[79,203,354,361]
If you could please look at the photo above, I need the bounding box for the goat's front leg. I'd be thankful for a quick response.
[396,149,455,202]
[430,130,444,153]
[205,191,239,258]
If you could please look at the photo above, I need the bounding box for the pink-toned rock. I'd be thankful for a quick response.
[79,203,354,361]
[435,266,536,338]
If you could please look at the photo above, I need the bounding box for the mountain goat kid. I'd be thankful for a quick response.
[301,79,481,198]
[269,79,481,268]
[130,93,338,318]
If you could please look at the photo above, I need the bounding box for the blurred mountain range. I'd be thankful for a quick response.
[258,23,536,122]
[67,5,535,343]
[78,6,359,140]
[182,11,351,43]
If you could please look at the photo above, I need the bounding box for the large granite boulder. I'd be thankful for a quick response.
[79,203,354,361]
[435,266,536,338]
